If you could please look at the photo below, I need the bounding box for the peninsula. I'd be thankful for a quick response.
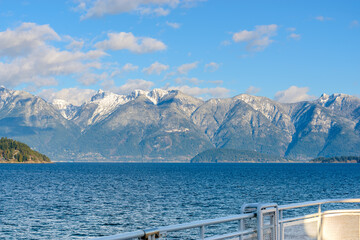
[0,137,51,163]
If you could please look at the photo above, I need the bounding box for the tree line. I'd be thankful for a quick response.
[311,156,360,163]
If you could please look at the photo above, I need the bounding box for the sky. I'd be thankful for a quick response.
[0,0,359,105]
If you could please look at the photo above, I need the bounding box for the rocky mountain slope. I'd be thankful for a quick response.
[0,86,359,162]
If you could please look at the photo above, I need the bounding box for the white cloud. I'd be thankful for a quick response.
[232,24,278,51]
[315,16,333,22]
[168,85,230,98]
[65,36,84,50]
[101,79,154,94]
[288,33,301,40]
[140,7,170,16]
[0,22,106,89]
[246,86,261,95]
[177,61,199,74]
[78,0,206,19]
[0,22,60,57]
[0,48,106,88]
[143,61,169,75]
[95,32,167,54]
[38,88,96,106]
[166,21,181,29]
[204,62,220,72]
[122,63,139,72]
[274,86,316,103]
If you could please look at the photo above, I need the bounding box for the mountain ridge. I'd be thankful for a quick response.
[0,86,359,162]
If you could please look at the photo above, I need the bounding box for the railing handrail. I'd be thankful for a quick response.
[91,230,145,240]
[91,213,256,240]
[278,198,360,210]
[155,213,255,233]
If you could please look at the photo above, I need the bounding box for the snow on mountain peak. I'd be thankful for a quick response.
[82,88,172,126]
[315,93,360,120]
[146,89,170,104]
[91,88,171,105]
[52,99,71,110]
[90,89,108,101]
[131,89,147,97]
[319,93,329,100]
[317,93,354,106]
[234,93,262,102]
[51,99,80,120]
[0,86,12,101]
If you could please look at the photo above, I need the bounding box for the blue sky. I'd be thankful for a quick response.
[0,0,359,105]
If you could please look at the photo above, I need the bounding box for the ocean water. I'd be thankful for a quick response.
[1,163,360,239]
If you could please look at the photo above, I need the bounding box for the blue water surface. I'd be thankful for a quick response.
[0,163,360,239]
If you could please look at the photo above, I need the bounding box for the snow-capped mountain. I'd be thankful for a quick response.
[0,87,79,160]
[67,89,179,129]
[52,99,80,120]
[1,86,360,162]
[316,93,360,120]
[56,88,201,129]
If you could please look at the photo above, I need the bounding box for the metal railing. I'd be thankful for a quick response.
[278,198,360,240]
[90,198,360,240]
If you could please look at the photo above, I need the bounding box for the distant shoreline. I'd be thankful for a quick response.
[0,160,53,164]
[51,160,299,163]
[49,160,359,163]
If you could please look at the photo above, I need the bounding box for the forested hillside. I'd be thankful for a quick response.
[0,137,51,163]
[310,156,360,163]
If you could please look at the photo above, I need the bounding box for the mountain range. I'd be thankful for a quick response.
[0,86,359,162]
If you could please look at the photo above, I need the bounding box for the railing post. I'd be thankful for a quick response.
[239,217,247,240]
[272,208,279,240]
[317,204,322,240]
[279,210,283,240]
[257,206,264,240]
[199,225,205,240]
[239,219,243,240]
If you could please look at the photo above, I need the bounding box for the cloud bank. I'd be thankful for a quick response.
[177,61,199,74]
[233,24,278,51]
[39,88,96,106]
[95,32,167,54]
[0,22,106,89]
[102,79,155,95]
[143,62,169,75]
[77,0,207,19]
[274,86,316,103]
